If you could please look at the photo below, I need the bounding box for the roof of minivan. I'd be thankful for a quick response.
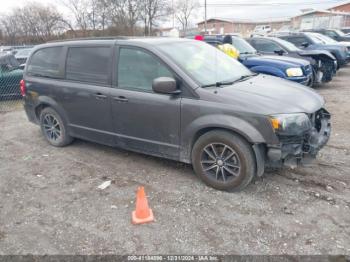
[43,37,191,47]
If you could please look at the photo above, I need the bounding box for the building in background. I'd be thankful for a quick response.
[328,1,350,12]
[197,17,291,37]
[292,10,350,30]
[197,1,350,37]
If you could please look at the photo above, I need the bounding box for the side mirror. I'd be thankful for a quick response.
[274,49,285,55]
[152,77,180,95]
[301,42,309,48]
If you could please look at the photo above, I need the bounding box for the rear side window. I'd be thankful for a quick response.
[284,36,308,47]
[252,39,282,53]
[66,47,111,85]
[27,47,63,78]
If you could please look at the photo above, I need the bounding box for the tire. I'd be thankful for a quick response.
[39,107,73,147]
[191,130,256,191]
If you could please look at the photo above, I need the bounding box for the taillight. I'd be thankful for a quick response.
[20,79,26,97]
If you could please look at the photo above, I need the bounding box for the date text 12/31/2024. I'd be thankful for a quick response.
[127,255,219,261]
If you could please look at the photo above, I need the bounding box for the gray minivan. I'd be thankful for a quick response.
[22,38,331,191]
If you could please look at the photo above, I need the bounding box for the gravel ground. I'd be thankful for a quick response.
[0,67,349,255]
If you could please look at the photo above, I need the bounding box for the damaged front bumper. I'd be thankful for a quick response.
[266,108,331,168]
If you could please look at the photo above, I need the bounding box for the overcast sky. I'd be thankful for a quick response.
[0,0,347,26]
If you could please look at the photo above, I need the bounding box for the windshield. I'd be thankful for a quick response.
[305,33,324,44]
[334,29,345,36]
[158,40,253,87]
[16,49,32,56]
[231,37,257,54]
[315,33,338,44]
[273,37,301,51]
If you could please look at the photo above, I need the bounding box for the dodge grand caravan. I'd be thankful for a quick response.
[22,38,331,191]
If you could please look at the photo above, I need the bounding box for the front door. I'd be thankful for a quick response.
[110,46,181,159]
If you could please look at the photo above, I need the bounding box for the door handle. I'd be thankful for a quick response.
[94,93,107,100]
[113,96,128,102]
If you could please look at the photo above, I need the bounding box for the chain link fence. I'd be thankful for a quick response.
[0,53,24,113]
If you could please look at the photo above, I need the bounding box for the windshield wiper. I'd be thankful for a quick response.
[202,74,258,88]
[240,52,256,55]
[202,81,236,88]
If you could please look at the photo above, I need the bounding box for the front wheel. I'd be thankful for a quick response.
[191,130,256,191]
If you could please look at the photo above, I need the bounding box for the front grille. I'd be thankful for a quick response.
[279,135,304,144]
[278,108,331,153]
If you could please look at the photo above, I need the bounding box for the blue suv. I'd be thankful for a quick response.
[204,35,314,86]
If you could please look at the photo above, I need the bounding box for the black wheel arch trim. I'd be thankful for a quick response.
[180,114,278,163]
[34,96,70,126]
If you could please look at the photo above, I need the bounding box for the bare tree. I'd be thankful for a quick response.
[59,0,91,35]
[1,2,65,44]
[174,0,199,34]
[139,0,171,36]
[107,0,141,35]
[0,14,21,44]
[96,0,110,31]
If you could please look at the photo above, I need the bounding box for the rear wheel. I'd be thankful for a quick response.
[40,107,73,147]
[191,130,256,191]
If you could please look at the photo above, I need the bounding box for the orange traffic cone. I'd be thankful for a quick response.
[132,186,154,225]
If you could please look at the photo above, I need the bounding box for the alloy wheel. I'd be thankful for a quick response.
[42,114,61,142]
[200,143,241,182]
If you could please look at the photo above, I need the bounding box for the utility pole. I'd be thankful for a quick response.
[204,0,207,34]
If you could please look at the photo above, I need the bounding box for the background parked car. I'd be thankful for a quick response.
[276,32,350,68]
[0,54,23,100]
[341,28,350,34]
[251,25,271,37]
[203,35,314,86]
[247,36,337,83]
[15,48,33,65]
[309,32,350,53]
[306,29,350,42]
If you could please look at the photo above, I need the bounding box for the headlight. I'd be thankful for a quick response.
[318,60,322,68]
[286,67,303,77]
[269,113,312,136]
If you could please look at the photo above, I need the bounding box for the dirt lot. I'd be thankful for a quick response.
[0,68,350,255]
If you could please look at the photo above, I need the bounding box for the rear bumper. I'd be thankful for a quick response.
[265,109,331,168]
[23,102,38,124]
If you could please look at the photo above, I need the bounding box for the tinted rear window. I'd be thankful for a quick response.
[66,47,111,85]
[27,47,63,78]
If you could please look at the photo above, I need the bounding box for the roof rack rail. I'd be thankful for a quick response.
[48,36,129,43]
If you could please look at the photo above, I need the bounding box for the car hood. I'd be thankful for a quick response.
[340,36,350,41]
[241,54,309,68]
[310,44,346,52]
[337,41,350,47]
[298,49,336,60]
[15,55,28,59]
[203,74,324,115]
[7,68,23,76]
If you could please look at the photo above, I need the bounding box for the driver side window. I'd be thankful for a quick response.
[117,47,173,92]
[253,39,283,53]
[325,31,337,38]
